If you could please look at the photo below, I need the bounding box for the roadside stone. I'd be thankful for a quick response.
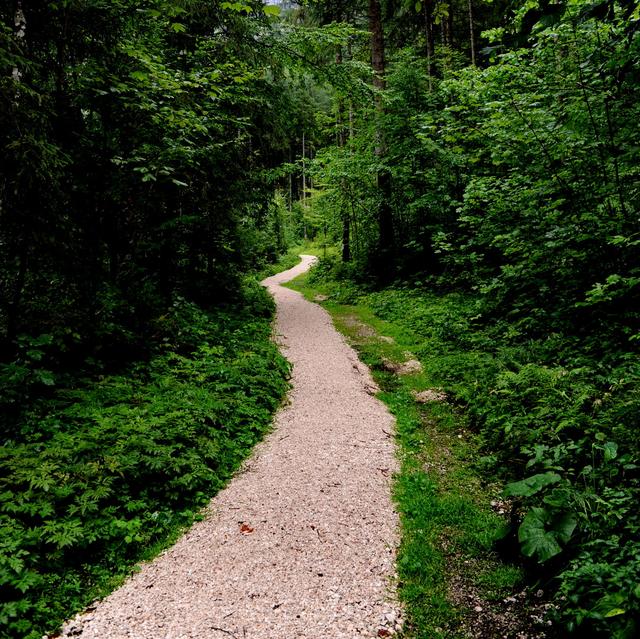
[412,388,447,403]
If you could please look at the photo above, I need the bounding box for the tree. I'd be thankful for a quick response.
[369,0,394,262]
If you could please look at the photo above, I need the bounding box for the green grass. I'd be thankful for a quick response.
[285,270,524,638]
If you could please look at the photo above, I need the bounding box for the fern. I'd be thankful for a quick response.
[0,292,289,639]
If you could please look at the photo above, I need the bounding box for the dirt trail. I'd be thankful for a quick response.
[59,255,400,639]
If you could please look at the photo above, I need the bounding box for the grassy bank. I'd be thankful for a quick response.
[0,281,290,639]
[284,268,540,638]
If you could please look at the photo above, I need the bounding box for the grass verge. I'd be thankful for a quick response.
[284,269,545,639]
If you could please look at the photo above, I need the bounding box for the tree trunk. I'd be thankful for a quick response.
[369,0,386,93]
[369,0,394,255]
[5,1,28,346]
[423,0,436,89]
[336,47,351,262]
[301,131,307,240]
[342,214,351,262]
[468,0,476,66]
[6,236,28,345]
[288,145,293,211]
[301,130,306,208]
[12,1,26,83]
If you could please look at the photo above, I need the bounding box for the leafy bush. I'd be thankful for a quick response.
[505,436,640,637]
[0,334,57,423]
[306,257,367,304]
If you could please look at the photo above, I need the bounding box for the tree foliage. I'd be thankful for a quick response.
[0,0,308,360]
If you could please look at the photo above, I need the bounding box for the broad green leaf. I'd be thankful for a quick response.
[518,508,576,562]
[518,508,562,562]
[504,472,561,498]
[591,592,630,622]
[553,512,577,544]
[604,608,626,618]
[604,441,618,462]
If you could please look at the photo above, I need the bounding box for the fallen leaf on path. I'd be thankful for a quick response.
[239,523,254,534]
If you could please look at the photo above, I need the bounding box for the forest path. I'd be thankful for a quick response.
[60,255,400,639]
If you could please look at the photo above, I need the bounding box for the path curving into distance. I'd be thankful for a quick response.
[59,255,401,639]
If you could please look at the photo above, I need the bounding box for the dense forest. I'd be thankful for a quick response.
[1,0,639,638]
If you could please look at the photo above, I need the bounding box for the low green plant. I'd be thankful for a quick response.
[0,334,57,423]
[0,287,289,639]
[505,437,640,637]
[296,259,640,637]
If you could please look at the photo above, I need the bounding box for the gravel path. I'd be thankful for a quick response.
[59,255,401,639]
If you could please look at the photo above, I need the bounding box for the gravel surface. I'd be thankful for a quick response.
[58,255,401,639]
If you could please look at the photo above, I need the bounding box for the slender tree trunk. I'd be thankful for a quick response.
[335,47,344,143]
[468,0,476,66]
[603,94,627,215]
[423,0,435,89]
[301,130,306,209]
[347,37,355,139]
[5,1,28,345]
[369,0,386,109]
[349,187,360,256]
[301,131,307,240]
[349,100,354,138]
[6,237,28,344]
[369,0,394,255]
[12,1,26,84]
[274,201,284,253]
[336,47,351,262]
[288,145,293,212]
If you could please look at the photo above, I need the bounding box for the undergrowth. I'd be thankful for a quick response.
[0,280,290,639]
[288,258,640,638]
[255,246,305,280]
[360,287,640,638]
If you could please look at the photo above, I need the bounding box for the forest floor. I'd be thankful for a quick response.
[56,255,402,639]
